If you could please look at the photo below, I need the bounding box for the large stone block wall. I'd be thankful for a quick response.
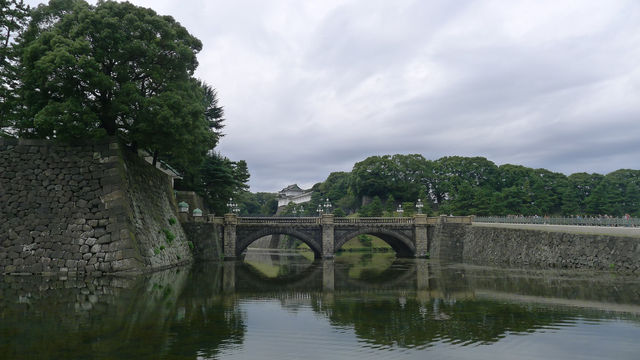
[181,223,223,261]
[429,223,467,262]
[0,138,192,275]
[461,225,640,272]
[119,149,192,269]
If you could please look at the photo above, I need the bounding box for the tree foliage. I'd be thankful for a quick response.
[308,154,640,217]
[359,196,383,217]
[12,0,217,168]
[0,0,30,131]
[191,152,250,215]
[240,192,278,216]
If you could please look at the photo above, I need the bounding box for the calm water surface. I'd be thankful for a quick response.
[1,251,640,359]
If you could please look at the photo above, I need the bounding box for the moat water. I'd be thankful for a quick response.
[2,251,640,360]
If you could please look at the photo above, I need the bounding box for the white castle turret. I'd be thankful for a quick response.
[278,184,312,207]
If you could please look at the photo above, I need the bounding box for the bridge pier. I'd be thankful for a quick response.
[413,214,428,258]
[223,260,236,293]
[322,259,335,291]
[224,214,238,259]
[416,259,429,291]
[321,214,335,259]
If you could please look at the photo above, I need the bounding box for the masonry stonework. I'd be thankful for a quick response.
[182,222,223,261]
[0,138,192,275]
[462,225,640,272]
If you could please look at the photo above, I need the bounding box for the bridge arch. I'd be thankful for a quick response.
[334,228,416,257]
[334,259,418,290]
[237,261,323,292]
[236,227,322,258]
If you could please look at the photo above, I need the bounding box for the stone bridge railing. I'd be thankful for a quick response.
[238,217,320,225]
[334,217,415,224]
[185,215,473,225]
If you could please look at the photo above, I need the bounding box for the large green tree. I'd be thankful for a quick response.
[196,152,250,215]
[0,0,29,132]
[605,169,640,216]
[14,0,215,166]
[562,173,603,215]
[350,154,430,203]
[431,156,498,206]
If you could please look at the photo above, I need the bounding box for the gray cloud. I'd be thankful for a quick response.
[25,0,640,192]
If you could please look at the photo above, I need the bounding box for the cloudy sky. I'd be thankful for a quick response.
[26,0,640,192]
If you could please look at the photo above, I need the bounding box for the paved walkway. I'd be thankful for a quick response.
[473,222,640,238]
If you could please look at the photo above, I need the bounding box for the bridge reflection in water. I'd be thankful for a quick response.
[232,250,452,298]
[2,252,640,359]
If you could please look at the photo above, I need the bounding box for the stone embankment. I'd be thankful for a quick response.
[463,223,640,272]
[0,138,192,275]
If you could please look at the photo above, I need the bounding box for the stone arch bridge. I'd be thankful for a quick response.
[211,214,472,259]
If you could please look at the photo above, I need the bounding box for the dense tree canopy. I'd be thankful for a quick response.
[239,192,278,216]
[302,154,640,217]
[11,0,217,168]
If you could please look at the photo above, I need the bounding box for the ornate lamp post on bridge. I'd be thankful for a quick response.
[396,204,404,217]
[416,198,424,214]
[317,204,324,216]
[323,198,332,214]
[227,198,239,215]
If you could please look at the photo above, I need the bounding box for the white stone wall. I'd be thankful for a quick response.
[277,192,312,207]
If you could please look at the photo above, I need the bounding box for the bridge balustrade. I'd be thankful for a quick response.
[333,217,415,224]
[238,217,321,225]
[474,216,639,227]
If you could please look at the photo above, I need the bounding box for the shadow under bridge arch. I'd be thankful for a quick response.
[236,226,322,258]
[334,228,416,257]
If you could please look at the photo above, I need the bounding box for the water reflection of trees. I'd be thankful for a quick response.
[167,264,245,359]
[314,296,579,347]
[2,254,640,357]
[0,266,246,360]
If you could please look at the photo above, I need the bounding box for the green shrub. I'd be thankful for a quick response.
[168,217,177,225]
[162,228,175,243]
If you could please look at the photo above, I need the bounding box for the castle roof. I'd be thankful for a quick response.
[280,184,304,192]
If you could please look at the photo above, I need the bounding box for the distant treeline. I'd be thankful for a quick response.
[249,154,639,217]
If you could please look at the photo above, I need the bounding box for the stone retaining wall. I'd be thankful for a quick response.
[429,223,467,262]
[181,222,223,261]
[0,138,192,275]
[462,225,640,272]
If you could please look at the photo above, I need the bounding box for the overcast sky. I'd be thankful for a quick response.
[26,0,640,192]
